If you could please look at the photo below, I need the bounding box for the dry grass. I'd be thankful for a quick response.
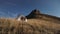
[0,18,60,34]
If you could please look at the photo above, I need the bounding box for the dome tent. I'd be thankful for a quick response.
[16,14,27,22]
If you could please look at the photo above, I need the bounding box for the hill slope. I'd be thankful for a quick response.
[0,18,60,34]
[0,9,60,34]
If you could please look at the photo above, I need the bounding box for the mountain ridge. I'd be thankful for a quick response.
[26,9,60,21]
[0,9,60,34]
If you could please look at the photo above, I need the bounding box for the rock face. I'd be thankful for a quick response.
[26,9,41,19]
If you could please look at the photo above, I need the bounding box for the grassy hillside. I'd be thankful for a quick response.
[0,18,60,34]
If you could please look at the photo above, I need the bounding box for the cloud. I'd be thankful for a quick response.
[0,11,8,15]
[6,2,16,6]
[0,11,18,18]
[0,0,16,6]
[1,11,18,17]
[0,11,8,17]
[7,11,18,17]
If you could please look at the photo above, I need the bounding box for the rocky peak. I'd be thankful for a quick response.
[31,9,40,15]
[26,9,41,19]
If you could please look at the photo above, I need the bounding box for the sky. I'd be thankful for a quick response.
[0,0,60,18]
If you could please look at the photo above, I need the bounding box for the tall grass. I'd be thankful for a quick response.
[0,18,60,34]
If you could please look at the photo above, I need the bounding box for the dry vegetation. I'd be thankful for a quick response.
[0,18,60,34]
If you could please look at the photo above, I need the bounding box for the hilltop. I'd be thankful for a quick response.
[0,9,60,34]
[26,9,60,20]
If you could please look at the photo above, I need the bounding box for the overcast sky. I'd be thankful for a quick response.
[0,0,60,18]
